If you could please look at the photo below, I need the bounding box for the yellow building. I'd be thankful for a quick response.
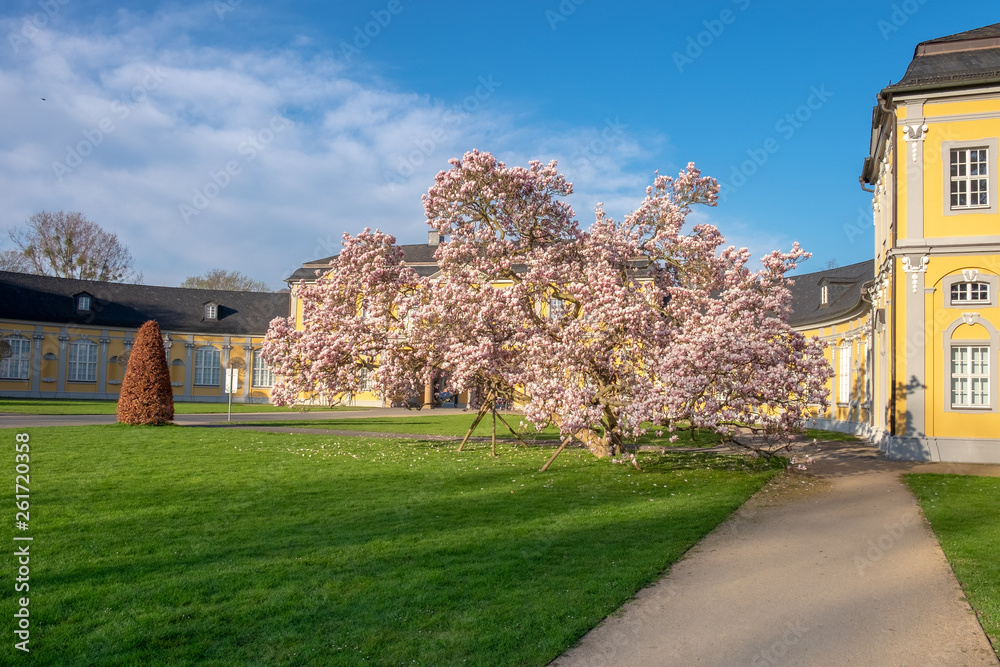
[0,271,288,403]
[284,232,465,408]
[798,23,1000,463]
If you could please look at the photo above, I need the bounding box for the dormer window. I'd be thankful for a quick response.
[204,302,218,321]
[820,285,829,306]
[75,293,92,311]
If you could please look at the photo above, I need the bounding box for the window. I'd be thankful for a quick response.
[77,295,91,311]
[194,347,221,386]
[548,297,566,319]
[950,148,989,209]
[205,304,218,320]
[67,339,98,382]
[951,346,990,408]
[838,345,851,404]
[951,282,990,304]
[359,367,373,392]
[943,139,998,216]
[820,285,829,305]
[252,349,274,387]
[0,336,30,380]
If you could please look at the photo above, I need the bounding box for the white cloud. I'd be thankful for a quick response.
[0,10,676,289]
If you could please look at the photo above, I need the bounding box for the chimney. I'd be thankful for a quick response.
[428,230,440,246]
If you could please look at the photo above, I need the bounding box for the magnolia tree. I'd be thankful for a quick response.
[264,230,428,408]
[264,150,831,464]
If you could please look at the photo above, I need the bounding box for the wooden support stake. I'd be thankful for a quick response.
[457,397,491,453]
[495,410,530,448]
[540,435,573,472]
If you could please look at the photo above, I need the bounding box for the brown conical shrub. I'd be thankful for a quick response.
[117,320,174,425]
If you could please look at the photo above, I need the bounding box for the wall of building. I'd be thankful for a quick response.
[0,320,275,403]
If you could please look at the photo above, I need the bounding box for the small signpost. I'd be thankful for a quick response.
[225,367,239,422]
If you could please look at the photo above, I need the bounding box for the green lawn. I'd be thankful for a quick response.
[905,474,1000,650]
[242,413,730,447]
[803,428,858,442]
[2,425,782,665]
[0,397,362,415]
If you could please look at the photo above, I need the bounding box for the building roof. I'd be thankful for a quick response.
[787,259,874,328]
[287,243,441,282]
[0,271,289,335]
[886,22,1000,93]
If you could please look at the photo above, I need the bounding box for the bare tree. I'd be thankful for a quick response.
[7,211,141,283]
[0,249,32,273]
[180,268,271,292]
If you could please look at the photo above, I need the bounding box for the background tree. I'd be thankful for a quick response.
[0,249,32,273]
[117,320,174,425]
[7,210,140,282]
[180,268,272,292]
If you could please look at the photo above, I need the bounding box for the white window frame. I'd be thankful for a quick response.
[205,304,218,320]
[943,273,998,308]
[838,344,851,404]
[548,296,566,320]
[194,346,221,387]
[943,316,1000,414]
[0,336,31,380]
[820,285,829,305]
[943,139,998,216]
[359,366,374,392]
[950,147,989,209]
[950,345,990,409]
[77,295,91,311]
[950,282,990,304]
[67,339,98,382]
[251,349,274,388]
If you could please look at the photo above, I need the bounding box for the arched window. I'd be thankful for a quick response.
[194,346,221,386]
[252,349,274,387]
[950,281,990,304]
[0,336,30,380]
[68,339,98,382]
[943,316,999,413]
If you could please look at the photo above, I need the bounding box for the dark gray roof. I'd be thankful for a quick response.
[787,260,874,328]
[0,271,289,335]
[887,23,1000,93]
[287,243,441,282]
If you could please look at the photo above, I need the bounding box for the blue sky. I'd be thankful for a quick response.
[0,1,997,289]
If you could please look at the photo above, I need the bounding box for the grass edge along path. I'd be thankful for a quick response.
[0,397,365,415]
[1,424,783,666]
[905,473,1000,652]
